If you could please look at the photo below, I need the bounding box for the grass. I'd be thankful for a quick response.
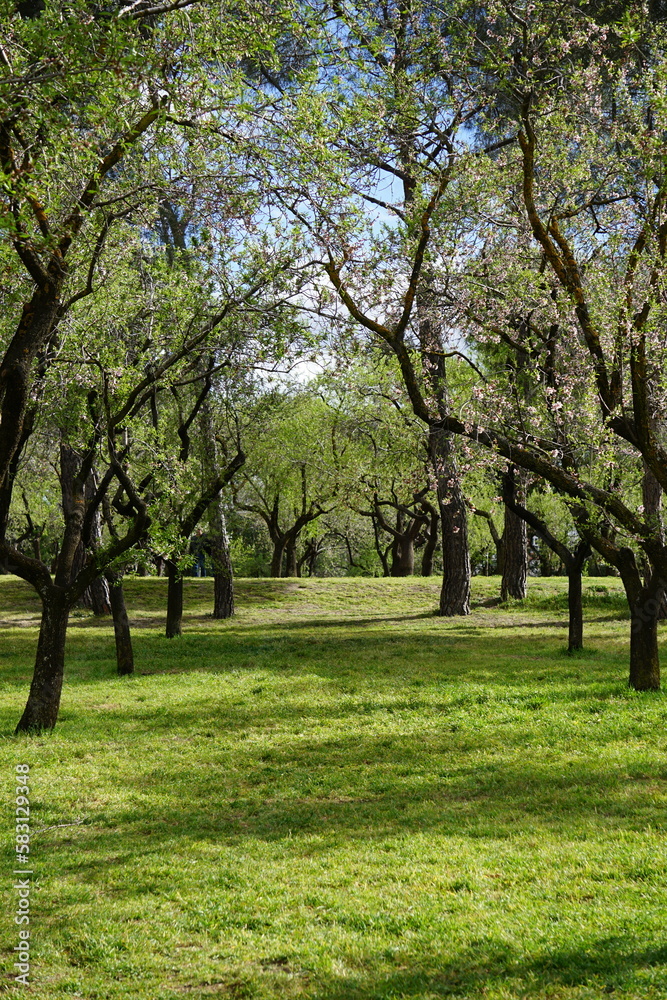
[1,573,667,999]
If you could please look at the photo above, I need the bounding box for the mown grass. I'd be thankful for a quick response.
[1,574,667,999]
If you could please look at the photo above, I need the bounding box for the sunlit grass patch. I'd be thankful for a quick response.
[0,575,666,998]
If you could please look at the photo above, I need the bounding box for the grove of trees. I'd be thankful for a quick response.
[3,0,667,731]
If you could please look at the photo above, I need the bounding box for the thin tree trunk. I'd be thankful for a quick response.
[567,564,584,652]
[500,471,527,601]
[166,561,183,638]
[562,541,591,653]
[420,511,438,576]
[306,541,320,576]
[430,426,470,616]
[105,571,134,675]
[369,516,391,577]
[211,507,234,619]
[15,589,70,733]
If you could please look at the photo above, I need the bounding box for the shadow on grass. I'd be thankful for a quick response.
[306,938,667,998]
[0,614,633,695]
[38,713,667,866]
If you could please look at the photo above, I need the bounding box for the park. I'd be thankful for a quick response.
[3,0,667,995]
[1,572,667,998]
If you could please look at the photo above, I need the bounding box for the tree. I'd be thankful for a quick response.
[232,389,344,576]
[0,0,304,727]
[265,0,502,612]
[389,2,667,686]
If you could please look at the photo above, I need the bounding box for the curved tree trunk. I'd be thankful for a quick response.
[430,427,470,616]
[105,570,134,675]
[15,588,70,733]
[166,561,183,638]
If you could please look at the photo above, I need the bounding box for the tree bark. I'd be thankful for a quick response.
[284,536,298,577]
[210,506,235,619]
[15,588,70,733]
[390,532,415,576]
[500,471,528,601]
[613,546,661,690]
[88,574,112,616]
[166,561,183,638]
[420,510,438,576]
[270,540,285,578]
[430,426,470,615]
[105,570,133,675]
[567,563,584,652]
[83,474,112,614]
[630,604,661,690]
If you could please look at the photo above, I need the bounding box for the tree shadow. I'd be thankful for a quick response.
[306,938,667,998]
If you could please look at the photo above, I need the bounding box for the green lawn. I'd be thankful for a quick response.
[2,574,667,999]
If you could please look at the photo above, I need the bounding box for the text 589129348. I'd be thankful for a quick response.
[13,764,31,985]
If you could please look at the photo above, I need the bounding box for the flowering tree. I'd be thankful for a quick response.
[437,2,667,687]
[0,0,297,729]
[267,0,513,613]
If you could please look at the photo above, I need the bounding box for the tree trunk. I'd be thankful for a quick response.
[628,571,663,689]
[210,507,234,619]
[630,606,661,690]
[390,533,415,576]
[298,537,324,577]
[15,589,70,733]
[420,511,438,576]
[166,561,183,638]
[567,563,584,652]
[642,462,667,619]
[284,537,298,577]
[562,542,591,653]
[270,540,285,578]
[105,571,134,675]
[88,574,112,616]
[430,427,470,616]
[83,476,112,614]
[500,475,527,601]
[615,547,661,690]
